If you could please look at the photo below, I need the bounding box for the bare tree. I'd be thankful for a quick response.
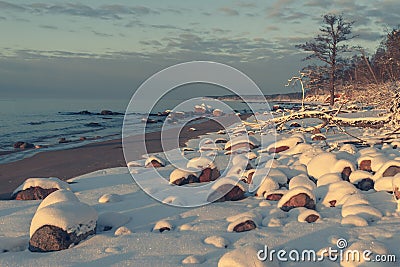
[296,14,355,106]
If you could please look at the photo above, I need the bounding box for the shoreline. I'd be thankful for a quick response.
[0,115,247,200]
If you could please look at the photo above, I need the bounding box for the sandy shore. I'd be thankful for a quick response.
[0,116,243,199]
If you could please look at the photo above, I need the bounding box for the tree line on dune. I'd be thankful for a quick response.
[296,13,400,106]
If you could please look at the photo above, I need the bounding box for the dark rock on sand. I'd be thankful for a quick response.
[29,225,95,252]
[12,187,58,200]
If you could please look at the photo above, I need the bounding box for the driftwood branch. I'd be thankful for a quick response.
[245,111,391,129]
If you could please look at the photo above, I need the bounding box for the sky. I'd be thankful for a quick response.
[0,0,399,100]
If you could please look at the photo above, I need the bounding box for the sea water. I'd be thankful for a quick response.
[0,97,276,164]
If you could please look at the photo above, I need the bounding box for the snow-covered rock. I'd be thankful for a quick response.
[187,157,220,182]
[207,177,247,202]
[297,209,321,223]
[182,255,205,264]
[266,136,303,154]
[288,174,316,191]
[277,186,315,211]
[227,216,257,232]
[341,204,382,222]
[204,235,230,248]
[169,169,199,186]
[144,155,166,168]
[341,215,368,227]
[29,201,97,252]
[224,135,259,151]
[12,177,71,200]
[153,220,173,233]
[317,173,342,187]
[218,244,278,267]
[98,193,123,203]
[97,212,130,232]
[315,181,357,207]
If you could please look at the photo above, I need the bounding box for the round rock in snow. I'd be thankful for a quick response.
[97,212,131,232]
[187,157,220,183]
[297,209,320,223]
[98,193,123,203]
[204,235,230,248]
[182,255,205,264]
[114,226,132,236]
[29,201,97,252]
[153,220,173,233]
[341,215,368,227]
[169,168,199,186]
[218,244,278,267]
[144,155,166,168]
[227,216,257,233]
[206,177,247,202]
[12,177,71,200]
[278,186,316,212]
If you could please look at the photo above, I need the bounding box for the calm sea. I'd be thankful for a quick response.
[0,97,273,164]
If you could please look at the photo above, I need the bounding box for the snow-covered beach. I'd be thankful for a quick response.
[1,97,400,266]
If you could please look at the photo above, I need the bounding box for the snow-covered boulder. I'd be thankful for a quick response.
[288,174,316,191]
[144,155,166,168]
[218,244,278,267]
[224,135,259,151]
[264,189,287,201]
[207,177,247,202]
[357,154,387,172]
[297,208,321,223]
[255,177,279,197]
[373,160,400,179]
[392,173,400,200]
[341,215,368,227]
[277,186,315,211]
[374,176,394,192]
[311,133,326,141]
[349,170,374,191]
[98,193,123,203]
[204,235,230,248]
[317,173,342,187]
[339,144,357,154]
[315,181,357,207]
[227,216,257,233]
[187,157,220,182]
[266,136,303,154]
[36,189,78,211]
[153,220,173,233]
[12,177,71,200]
[307,152,355,180]
[341,205,382,222]
[29,199,97,252]
[169,169,199,186]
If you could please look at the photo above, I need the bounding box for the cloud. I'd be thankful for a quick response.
[0,16,6,20]
[353,28,383,42]
[39,24,58,30]
[1,2,160,20]
[0,1,26,11]
[218,7,239,16]
[92,31,113,37]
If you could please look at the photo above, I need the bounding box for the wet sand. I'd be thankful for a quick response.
[0,116,244,199]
